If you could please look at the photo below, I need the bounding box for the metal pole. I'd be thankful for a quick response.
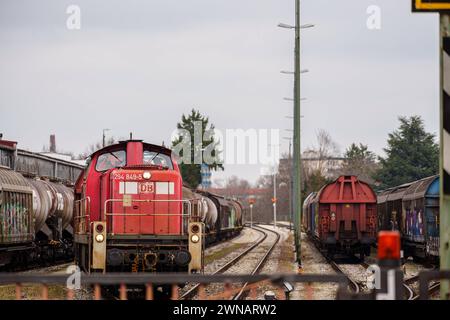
[293,0,302,265]
[289,177,293,230]
[440,13,450,300]
[250,204,253,228]
[289,138,292,159]
[273,172,277,228]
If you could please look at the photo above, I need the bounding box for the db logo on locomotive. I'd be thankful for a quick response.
[139,182,154,194]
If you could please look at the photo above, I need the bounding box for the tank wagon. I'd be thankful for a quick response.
[377,175,439,260]
[0,167,74,268]
[303,175,377,260]
[182,188,243,245]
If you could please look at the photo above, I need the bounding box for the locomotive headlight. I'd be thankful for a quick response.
[143,171,151,179]
[95,234,105,243]
[191,234,200,243]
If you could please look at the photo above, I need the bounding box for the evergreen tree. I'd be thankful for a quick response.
[374,116,438,189]
[340,143,378,184]
[171,109,223,188]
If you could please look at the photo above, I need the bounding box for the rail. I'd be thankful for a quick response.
[179,226,268,300]
[328,259,360,294]
[233,225,281,300]
[418,270,450,300]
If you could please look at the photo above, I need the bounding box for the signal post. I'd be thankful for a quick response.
[412,0,450,299]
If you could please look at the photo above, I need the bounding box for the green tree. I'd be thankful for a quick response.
[171,109,223,188]
[340,143,378,185]
[302,169,330,201]
[374,116,438,189]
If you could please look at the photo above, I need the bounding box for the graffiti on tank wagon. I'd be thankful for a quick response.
[0,199,30,241]
[405,208,425,242]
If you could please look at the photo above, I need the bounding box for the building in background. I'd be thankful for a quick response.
[200,163,212,189]
[0,134,85,184]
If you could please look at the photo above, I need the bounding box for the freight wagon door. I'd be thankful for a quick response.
[339,203,357,238]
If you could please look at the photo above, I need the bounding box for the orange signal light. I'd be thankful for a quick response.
[271,198,277,203]
[377,231,401,260]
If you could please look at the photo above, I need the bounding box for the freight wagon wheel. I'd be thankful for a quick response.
[359,250,365,262]
[327,249,335,260]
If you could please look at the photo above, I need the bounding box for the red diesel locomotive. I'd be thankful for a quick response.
[73,139,204,274]
[303,175,377,260]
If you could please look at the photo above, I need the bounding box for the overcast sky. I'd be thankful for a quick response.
[0,0,439,185]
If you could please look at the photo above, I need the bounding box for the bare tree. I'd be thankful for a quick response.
[76,136,116,159]
[253,174,273,223]
[301,129,340,199]
[221,176,251,199]
[338,143,379,185]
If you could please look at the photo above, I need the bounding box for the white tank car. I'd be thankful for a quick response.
[27,178,74,236]
[203,196,218,228]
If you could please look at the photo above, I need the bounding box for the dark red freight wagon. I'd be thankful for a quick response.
[303,175,377,260]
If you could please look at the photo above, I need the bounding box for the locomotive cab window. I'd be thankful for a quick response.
[95,150,126,172]
[143,150,173,169]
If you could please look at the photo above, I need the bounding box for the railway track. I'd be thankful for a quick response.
[232,225,281,300]
[404,266,441,300]
[179,225,280,300]
[360,259,427,300]
[327,259,361,294]
[361,259,441,300]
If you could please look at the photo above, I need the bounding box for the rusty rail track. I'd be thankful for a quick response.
[232,224,281,300]
[361,259,415,299]
[327,260,361,294]
[179,226,268,300]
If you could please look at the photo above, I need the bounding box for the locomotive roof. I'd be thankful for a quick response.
[89,140,173,158]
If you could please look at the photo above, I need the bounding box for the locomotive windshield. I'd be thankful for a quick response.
[143,150,173,169]
[95,150,126,172]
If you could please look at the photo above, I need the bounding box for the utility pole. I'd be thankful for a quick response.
[278,0,313,266]
[102,128,110,148]
[250,204,254,228]
[284,137,292,159]
[273,172,277,228]
[293,0,302,266]
[282,137,294,230]
[248,198,255,228]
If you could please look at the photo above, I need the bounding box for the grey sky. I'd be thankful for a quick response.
[0,0,439,185]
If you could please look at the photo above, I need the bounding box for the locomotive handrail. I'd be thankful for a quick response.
[103,198,193,217]
[103,198,196,235]
[74,197,91,218]
[74,197,91,234]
